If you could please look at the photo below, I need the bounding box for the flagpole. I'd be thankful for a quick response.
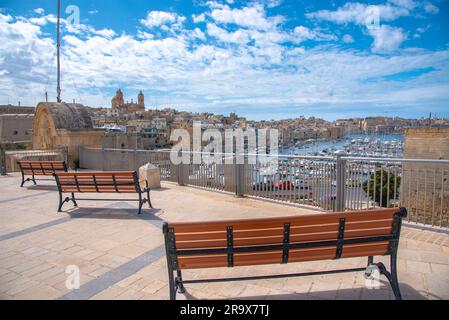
[57,0,62,103]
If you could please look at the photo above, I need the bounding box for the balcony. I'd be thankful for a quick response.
[0,172,448,300]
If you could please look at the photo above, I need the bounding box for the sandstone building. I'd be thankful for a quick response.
[0,114,34,142]
[111,89,145,114]
[0,104,35,114]
[32,102,104,166]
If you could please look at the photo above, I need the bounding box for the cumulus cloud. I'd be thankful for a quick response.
[306,2,421,53]
[306,2,410,25]
[34,8,45,15]
[140,11,185,28]
[95,29,116,39]
[192,13,206,23]
[210,3,283,30]
[293,26,337,42]
[368,25,406,53]
[0,5,448,118]
[423,2,439,14]
[207,23,250,44]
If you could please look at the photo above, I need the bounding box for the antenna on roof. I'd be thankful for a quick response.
[56,0,62,103]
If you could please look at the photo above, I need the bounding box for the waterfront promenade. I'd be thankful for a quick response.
[0,173,448,300]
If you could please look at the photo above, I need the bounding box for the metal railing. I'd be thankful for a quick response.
[78,147,449,228]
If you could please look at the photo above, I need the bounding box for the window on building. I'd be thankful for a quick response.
[13,130,18,135]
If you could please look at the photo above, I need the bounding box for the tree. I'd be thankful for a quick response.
[363,168,401,207]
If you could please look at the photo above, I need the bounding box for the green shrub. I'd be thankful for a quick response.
[363,168,401,207]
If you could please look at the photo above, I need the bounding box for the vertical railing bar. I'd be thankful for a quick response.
[380,167,383,208]
[431,168,436,227]
[386,165,391,208]
[367,164,371,209]
[424,169,428,225]
[415,168,420,224]
[373,165,377,208]
[357,162,362,210]
[439,168,444,227]
[393,165,398,207]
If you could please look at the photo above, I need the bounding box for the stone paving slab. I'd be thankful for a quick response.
[1,173,449,300]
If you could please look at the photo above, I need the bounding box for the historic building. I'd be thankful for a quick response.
[0,114,34,143]
[0,104,35,114]
[32,102,104,166]
[111,89,145,113]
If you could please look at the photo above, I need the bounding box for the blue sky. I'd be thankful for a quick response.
[0,0,448,120]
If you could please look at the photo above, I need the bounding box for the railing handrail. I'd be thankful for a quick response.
[5,149,63,154]
[340,156,449,164]
[80,147,449,164]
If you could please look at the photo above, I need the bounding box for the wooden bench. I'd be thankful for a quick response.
[53,171,152,214]
[17,161,67,187]
[163,207,407,300]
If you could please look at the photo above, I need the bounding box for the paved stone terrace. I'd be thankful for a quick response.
[0,173,448,300]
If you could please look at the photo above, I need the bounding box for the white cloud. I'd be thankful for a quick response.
[387,0,418,10]
[306,2,410,25]
[306,2,415,53]
[210,4,283,30]
[88,10,99,15]
[140,11,185,28]
[137,30,154,40]
[265,0,283,8]
[342,34,354,43]
[192,13,205,23]
[413,25,430,39]
[95,29,116,39]
[207,23,250,44]
[0,11,448,118]
[368,25,406,53]
[423,2,439,14]
[293,26,337,42]
[34,8,45,15]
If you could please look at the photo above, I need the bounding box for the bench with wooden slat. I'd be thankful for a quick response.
[53,171,152,214]
[17,160,68,187]
[163,207,407,300]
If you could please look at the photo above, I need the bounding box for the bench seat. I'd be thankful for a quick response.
[163,207,407,300]
[54,171,152,214]
[17,161,67,187]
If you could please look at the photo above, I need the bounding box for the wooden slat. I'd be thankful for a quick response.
[174,225,392,250]
[57,171,138,194]
[169,208,398,233]
[176,241,390,270]
[19,161,66,175]
[174,219,393,242]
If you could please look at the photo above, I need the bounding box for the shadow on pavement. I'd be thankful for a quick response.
[64,206,162,220]
[178,280,429,300]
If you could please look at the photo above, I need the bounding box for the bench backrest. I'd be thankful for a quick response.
[18,161,67,176]
[54,171,140,193]
[163,207,407,270]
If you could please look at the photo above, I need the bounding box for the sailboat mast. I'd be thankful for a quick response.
[56,0,61,103]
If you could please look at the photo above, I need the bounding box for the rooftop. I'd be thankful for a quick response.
[0,173,448,300]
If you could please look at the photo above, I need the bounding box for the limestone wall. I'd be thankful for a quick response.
[0,114,34,142]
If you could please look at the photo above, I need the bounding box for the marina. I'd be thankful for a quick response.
[285,133,404,158]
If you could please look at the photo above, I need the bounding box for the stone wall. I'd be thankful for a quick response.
[402,127,449,227]
[0,114,34,142]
